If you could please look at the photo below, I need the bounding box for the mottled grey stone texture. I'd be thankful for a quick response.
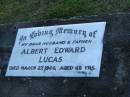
[0,13,130,97]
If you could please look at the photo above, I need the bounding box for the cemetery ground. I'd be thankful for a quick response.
[0,0,130,24]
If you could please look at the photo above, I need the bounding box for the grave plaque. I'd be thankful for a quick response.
[6,22,106,77]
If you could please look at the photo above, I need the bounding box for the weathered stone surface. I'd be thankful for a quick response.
[0,13,130,97]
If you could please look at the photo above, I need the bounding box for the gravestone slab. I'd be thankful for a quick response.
[0,13,130,97]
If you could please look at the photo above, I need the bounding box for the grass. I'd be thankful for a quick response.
[0,0,130,24]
